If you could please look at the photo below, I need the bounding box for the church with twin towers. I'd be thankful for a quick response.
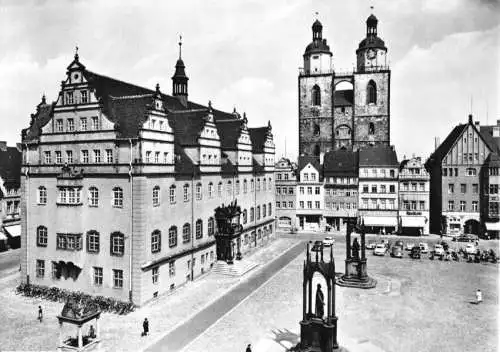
[298,12,391,160]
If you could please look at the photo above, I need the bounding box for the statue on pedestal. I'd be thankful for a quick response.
[315,284,324,319]
[351,238,360,260]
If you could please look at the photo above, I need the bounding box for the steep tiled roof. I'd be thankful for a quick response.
[425,124,467,168]
[485,152,500,167]
[249,127,270,153]
[334,90,353,106]
[0,145,22,189]
[298,155,321,173]
[480,126,500,154]
[22,102,55,141]
[358,145,398,167]
[105,95,152,138]
[323,150,358,176]
[169,109,208,146]
[174,145,197,176]
[216,120,244,150]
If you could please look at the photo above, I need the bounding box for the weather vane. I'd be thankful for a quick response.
[315,11,319,19]
[75,45,79,59]
[178,34,182,59]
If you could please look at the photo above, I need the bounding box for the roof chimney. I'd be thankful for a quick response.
[468,114,473,124]
[434,137,440,151]
[497,119,500,126]
[474,121,480,127]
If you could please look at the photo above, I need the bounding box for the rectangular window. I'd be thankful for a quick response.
[80,117,87,131]
[460,184,467,193]
[315,201,320,209]
[371,199,377,209]
[460,201,466,212]
[307,201,312,209]
[411,183,417,191]
[163,152,169,164]
[380,185,386,194]
[466,168,476,176]
[419,183,425,191]
[55,151,62,164]
[448,184,454,193]
[152,267,159,284]
[288,201,293,208]
[82,150,89,163]
[315,187,320,195]
[419,201,425,210]
[362,199,368,208]
[307,187,312,195]
[91,116,99,130]
[154,152,160,163]
[66,92,73,105]
[276,187,281,195]
[93,267,103,286]
[389,185,395,193]
[93,150,101,163]
[303,173,309,181]
[472,184,478,194]
[448,200,454,211]
[44,151,51,164]
[66,150,73,164]
[371,185,377,193]
[67,119,74,132]
[288,187,294,195]
[472,201,478,212]
[299,201,304,209]
[363,185,369,193]
[276,201,280,208]
[145,151,151,163]
[36,260,45,278]
[299,187,304,195]
[81,90,88,103]
[106,149,113,163]
[56,233,82,250]
[113,269,123,288]
[87,231,99,251]
[443,168,448,176]
[411,201,417,210]
[311,173,316,181]
[388,199,395,209]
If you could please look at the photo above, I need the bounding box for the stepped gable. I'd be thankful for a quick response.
[0,145,21,190]
[358,144,398,166]
[323,149,358,176]
[298,155,320,172]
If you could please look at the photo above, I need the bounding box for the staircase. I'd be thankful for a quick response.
[211,260,259,277]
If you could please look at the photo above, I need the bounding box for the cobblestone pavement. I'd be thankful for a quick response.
[182,238,499,352]
[0,236,299,352]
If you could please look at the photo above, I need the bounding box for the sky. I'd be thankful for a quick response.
[0,0,498,161]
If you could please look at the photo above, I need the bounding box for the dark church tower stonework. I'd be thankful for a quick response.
[298,20,334,160]
[298,13,391,158]
[172,37,189,106]
[353,13,390,149]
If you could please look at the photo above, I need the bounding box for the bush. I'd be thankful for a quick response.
[15,283,135,315]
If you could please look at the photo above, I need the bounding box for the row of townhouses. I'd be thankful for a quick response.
[20,46,276,305]
[275,145,430,236]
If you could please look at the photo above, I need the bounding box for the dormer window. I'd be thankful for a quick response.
[66,92,74,105]
[159,121,164,131]
[81,90,88,104]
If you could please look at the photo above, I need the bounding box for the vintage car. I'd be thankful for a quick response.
[405,242,415,251]
[311,240,323,252]
[465,243,477,255]
[409,246,421,259]
[322,236,335,247]
[373,244,387,256]
[419,242,429,253]
[394,240,404,248]
[434,244,445,256]
[390,245,403,258]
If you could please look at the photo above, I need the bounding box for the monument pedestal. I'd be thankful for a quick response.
[336,258,376,289]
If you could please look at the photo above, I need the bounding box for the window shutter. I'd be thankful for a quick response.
[110,234,114,255]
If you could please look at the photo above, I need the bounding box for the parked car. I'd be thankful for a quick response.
[366,241,376,249]
[374,244,387,256]
[394,240,404,248]
[410,246,421,259]
[465,243,477,255]
[322,236,335,247]
[419,242,429,253]
[405,242,415,251]
[434,244,445,256]
[390,246,403,258]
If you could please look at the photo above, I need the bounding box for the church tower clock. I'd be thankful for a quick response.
[298,19,334,160]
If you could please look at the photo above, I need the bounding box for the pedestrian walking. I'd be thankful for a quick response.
[476,289,482,304]
[142,318,149,336]
[38,306,43,322]
[246,344,252,352]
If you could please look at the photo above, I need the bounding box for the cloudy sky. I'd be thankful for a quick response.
[0,0,498,160]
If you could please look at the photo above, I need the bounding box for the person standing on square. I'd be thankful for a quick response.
[476,289,482,304]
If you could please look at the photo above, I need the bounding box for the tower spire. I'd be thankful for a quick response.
[178,35,182,60]
[172,35,189,103]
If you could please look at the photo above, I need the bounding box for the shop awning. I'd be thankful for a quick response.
[3,225,20,238]
[363,216,398,227]
[485,222,500,231]
[401,216,426,228]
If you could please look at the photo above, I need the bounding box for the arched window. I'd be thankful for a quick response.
[153,186,160,206]
[251,179,255,192]
[367,80,377,105]
[262,204,267,218]
[86,230,100,253]
[313,124,320,136]
[169,185,176,203]
[243,209,248,224]
[226,181,232,197]
[195,219,203,239]
[208,217,215,236]
[235,180,240,195]
[314,145,320,157]
[183,184,190,202]
[250,207,255,222]
[243,179,248,193]
[369,122,375,135]
[151,230,161,253]
[263,178,266,190]
[268,177,272,190]
[256,178,261,191]
[257,206,261,220]
[168,226,177,247]
[268,202,272,216]
[312,85,321,106]
[88,187,99,207]
[37,226,48,247]
[196,182,202,200]
[208,182,214,198]
[110,232,125,256]
[218,182,223,196]
[38,186,47,205]
[182,223,191,243]
[112,187,123,207]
